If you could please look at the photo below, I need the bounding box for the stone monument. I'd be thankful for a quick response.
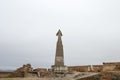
[52,30,67,76]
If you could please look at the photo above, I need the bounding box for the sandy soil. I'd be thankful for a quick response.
[0,78,53,80]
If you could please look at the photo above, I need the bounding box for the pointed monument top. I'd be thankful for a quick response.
[56,29,63,36]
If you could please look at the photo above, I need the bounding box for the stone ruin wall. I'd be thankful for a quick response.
[68,65,103,72]
[102,62,120,71]
[67,62,120,80]
[68,65,91,72]
[0,62,120,80]
[9,64,33,77]
[0,72,12,78]
[8,64,53,78]
[92,65,103,72]
[101,62,120,80]
[68,62,120,72]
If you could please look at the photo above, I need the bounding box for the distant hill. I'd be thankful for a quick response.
[0,70,15,72]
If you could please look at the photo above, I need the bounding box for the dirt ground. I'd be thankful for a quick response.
[0,78,54,80]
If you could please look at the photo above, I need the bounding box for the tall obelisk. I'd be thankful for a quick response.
[55,29,64,66]
[52,29,67,75]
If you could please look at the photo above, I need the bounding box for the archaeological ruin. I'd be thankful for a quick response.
[0,30,120,80]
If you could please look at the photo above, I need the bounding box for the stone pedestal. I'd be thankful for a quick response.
[52,66,68,74]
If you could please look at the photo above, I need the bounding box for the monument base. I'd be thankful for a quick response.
[51,65,68,77]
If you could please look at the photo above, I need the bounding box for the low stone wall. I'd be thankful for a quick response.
[0,72,12,78]
[103,62,120,71]
[92,65,103,72]
[68,65,91,72]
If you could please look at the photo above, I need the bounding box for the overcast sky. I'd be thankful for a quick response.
[0,0,120,70]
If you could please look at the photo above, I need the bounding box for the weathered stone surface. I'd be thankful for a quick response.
[0,72,12,78]
[92,65,103,72]
[9,64,33,77]
[52,30,67,75]
[55,29,64,66]
[103,62,120,71]
[68,65,91,72]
